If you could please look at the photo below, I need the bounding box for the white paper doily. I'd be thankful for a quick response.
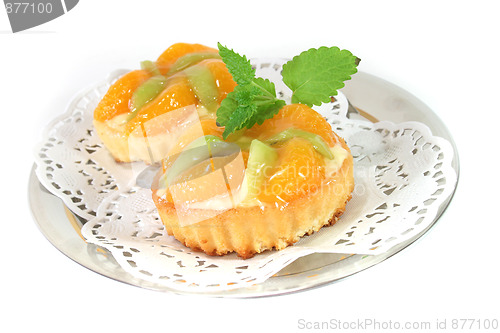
[34,59,457,292]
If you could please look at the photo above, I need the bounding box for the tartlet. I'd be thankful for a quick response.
[152,103,354,258]
[93,43,235,163]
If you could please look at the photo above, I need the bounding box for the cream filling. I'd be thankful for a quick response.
[105,113,178,164]
[157,143,349,211]
[325,144,349,178]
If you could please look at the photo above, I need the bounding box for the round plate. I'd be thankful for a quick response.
[28,71,459,297]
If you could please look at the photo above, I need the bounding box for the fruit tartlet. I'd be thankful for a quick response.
[152,103,354,258]
[149,43,358,258]
[93,43,236,163]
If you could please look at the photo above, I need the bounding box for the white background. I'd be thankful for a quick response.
[2,0,499,332]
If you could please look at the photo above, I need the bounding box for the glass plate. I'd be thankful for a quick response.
[28,71,459,297]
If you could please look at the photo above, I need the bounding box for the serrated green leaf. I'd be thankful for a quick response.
[217,73,287,138]
[222,103,258,138]
[251,77,277,97]
[282,46,358,106]
[235,84,260,105]
[216,90,238,126]
[217,43,255,85]
[250,99,286,126]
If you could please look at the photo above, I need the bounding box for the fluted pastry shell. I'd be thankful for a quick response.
[93,105,201,164]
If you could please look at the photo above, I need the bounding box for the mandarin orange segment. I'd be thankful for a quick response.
[199,59,237,103]
[170,158,229,203]
[259,137,325,204]
[125,75,198,133]
[163,153,244,204]
[94,70,151,122]
[156,43,218,75]
[245,104,338,146]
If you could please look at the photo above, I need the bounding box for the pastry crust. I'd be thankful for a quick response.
[93,105,201,164]
[94,119,181,164]
[93,119,131,163]
[152,138,354,259]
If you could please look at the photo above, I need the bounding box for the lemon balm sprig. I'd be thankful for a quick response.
[216,43,359,139]
[216,43,286,139]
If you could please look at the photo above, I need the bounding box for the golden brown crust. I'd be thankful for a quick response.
[152,139,354,259]
[93,119,131,163]
[94,117,190,164]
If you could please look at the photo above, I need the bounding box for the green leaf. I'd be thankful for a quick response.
[217,43,255,85]
[235,84,260,105]
[244,78,284,126]
[216,90,238,126]
[251,77,277,98]
[217,84,259,128]
[282,46,358,106]
[216,44,358,139]
[222,102,258,138]
[250,98,285,126]
[218,81,285,139]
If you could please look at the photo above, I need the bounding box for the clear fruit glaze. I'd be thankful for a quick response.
[94,43,349,209]
[94,43,237,133]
